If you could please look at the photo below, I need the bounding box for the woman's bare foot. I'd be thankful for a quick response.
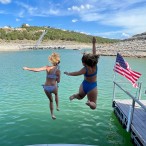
[86,101,96,110]
[69,94,77,101]
[52,115,56,120]
[86,100,91,106]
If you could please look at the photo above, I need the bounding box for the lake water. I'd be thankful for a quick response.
[0,49,146,146]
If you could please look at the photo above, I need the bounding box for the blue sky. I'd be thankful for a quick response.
[0,0,146,39]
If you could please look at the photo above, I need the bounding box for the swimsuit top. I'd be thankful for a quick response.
[84,65,97,77]
[47,66,59,79]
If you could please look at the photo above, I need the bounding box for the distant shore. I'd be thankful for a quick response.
[0,39,146,58]
[96,39,146,58]
[0,40,92,51]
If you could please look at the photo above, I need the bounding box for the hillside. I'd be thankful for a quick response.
[96,32,146,58]
[125,32,146,41]
[1,25,145,57]
[0,25,118,44]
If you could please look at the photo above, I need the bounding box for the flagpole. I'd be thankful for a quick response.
[113,49,118,80]
[113,52,118,82]
[112,53,118,105]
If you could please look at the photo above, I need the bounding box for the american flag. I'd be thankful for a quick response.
[114,53,141,88]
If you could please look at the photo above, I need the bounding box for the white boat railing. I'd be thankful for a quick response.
[112,81,146,132]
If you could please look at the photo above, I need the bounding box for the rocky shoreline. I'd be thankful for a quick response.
[0,39,146,58]
[96,39,146,58]
[0,40,92,51]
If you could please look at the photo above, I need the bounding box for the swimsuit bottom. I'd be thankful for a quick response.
[82,80,97,94]
[42,85,56,93]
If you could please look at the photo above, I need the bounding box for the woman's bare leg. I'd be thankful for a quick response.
[44,90,56,120]
[53,88,59,111]
[70,84,86,101]
[49,100,56,119]
[55,93,59,111]
[87,87,98,110]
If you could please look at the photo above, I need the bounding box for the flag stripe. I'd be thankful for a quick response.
[114,64,140,83]
[114,53,141,88]
[114,63,141,82]
[114,67,137,84]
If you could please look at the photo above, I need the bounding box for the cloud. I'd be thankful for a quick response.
[101,6,146,35]
[72,19,78,23]
[18,10,25,18]
[15,1,60,17]
[68,4,92,12]
[15,1,38,16]
[122,33,130,38]
[95,31,131,39]
[68,0,146,37]
[0,10,5,14]
[80,13,103,21]
[0,0,11,4]
[16,18,20,22]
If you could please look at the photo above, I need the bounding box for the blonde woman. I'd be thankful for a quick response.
[23,53,61,120]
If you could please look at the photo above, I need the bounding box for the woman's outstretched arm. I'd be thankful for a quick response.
[23,66,47,72]
[64,67,85,76]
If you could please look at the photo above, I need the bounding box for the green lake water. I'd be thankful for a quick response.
[0,49,146,146]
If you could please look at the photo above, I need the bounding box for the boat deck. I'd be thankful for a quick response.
[113,99,146,146]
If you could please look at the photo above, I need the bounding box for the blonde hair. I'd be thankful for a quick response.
[48,52,60,66]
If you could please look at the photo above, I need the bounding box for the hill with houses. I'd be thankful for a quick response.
[0,24,118,44]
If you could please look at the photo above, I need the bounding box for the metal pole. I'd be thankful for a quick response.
[138,82,142,100]
[112,82,116,107]
[126,100,135,132]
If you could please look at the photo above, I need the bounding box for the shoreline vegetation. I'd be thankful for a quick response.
[0,25,146,57]
[0,39,146,58]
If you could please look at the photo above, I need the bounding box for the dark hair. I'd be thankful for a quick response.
[82,53,87,64]
[82,53,99,67]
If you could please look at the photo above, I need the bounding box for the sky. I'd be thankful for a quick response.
[0,0,146,39]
